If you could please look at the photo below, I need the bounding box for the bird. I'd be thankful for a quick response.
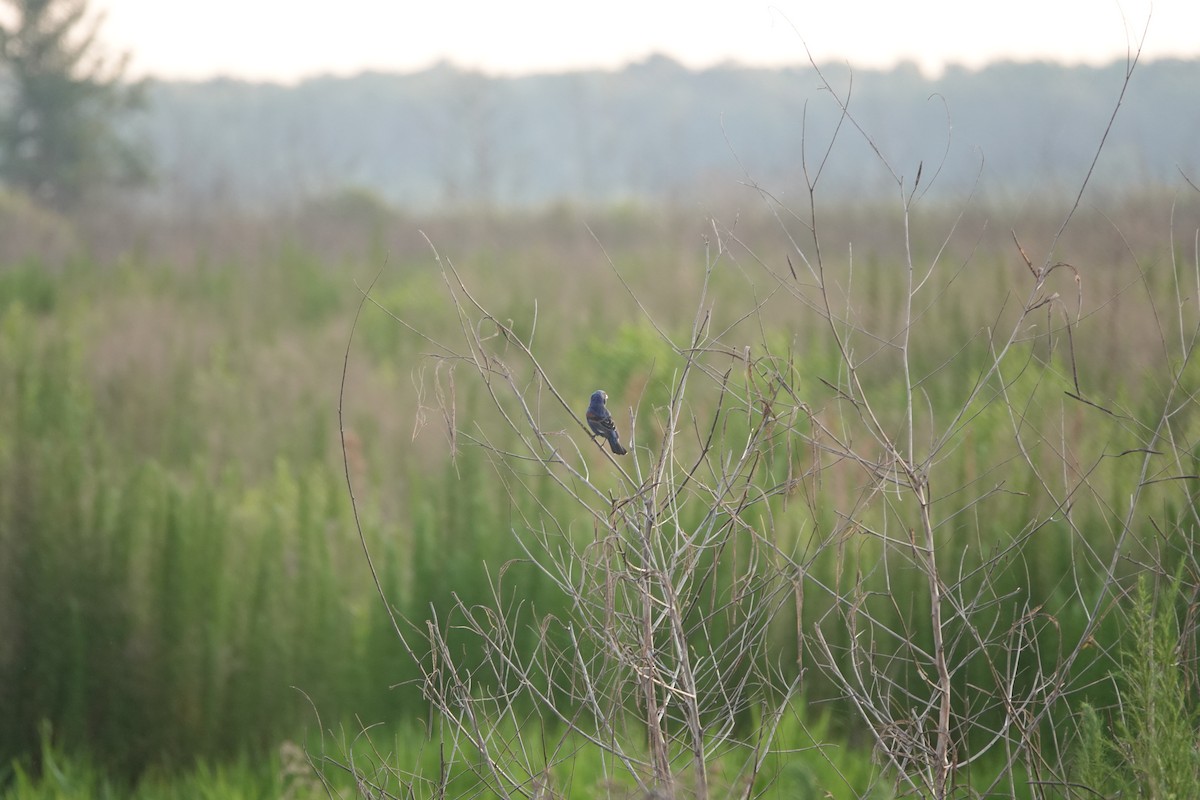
[585,389,628,455]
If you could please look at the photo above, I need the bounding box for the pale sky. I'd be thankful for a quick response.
[95,1,1196,83]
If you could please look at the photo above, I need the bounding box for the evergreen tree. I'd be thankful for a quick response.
[0,0,146,210]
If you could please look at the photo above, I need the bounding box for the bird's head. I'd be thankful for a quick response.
[591,389,608,405]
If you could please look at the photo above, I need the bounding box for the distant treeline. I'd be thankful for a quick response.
[135,55,1200,211]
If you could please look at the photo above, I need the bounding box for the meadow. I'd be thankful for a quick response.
[1,185,1199,798]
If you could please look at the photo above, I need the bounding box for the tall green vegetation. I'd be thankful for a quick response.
[1073,573,1200,797]
[0,255,425,774]
[0,189,1197,796]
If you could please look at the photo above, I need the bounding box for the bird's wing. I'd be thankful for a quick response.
[588,410,617,431]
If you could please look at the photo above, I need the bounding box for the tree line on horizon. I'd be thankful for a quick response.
[0,0,1197,218]
[133,54,1200,213]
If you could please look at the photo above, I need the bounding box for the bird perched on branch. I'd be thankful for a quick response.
[586,389,628,455]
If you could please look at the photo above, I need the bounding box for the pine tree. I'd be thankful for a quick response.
[0,0,146,211]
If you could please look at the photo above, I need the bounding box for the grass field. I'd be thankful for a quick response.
[1,187,1199,797]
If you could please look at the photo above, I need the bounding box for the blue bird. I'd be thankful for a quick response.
[586,389,628,455]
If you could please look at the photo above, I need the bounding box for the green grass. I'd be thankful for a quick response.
[1,195,1199,795]
[1071,573,1200,797]
[4,706,900,799]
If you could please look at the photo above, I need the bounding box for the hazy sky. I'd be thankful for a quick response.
[96,0,1196,83]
